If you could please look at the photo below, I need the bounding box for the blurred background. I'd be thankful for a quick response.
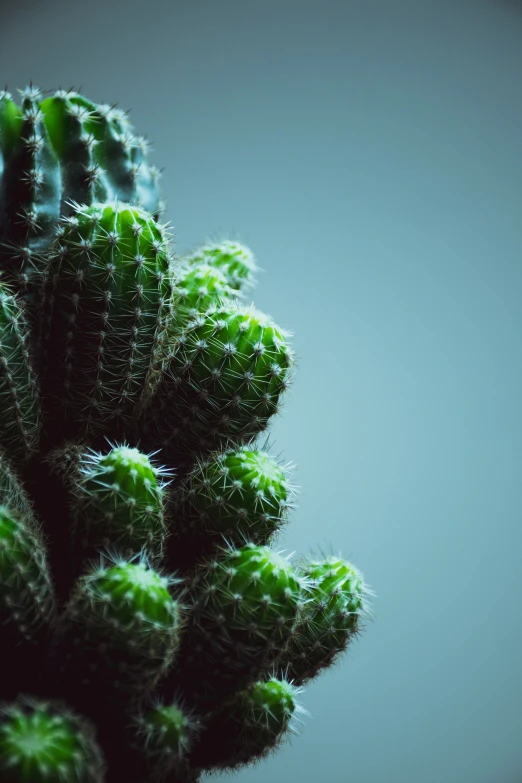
[2,0,522,781]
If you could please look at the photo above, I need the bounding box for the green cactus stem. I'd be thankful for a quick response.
[137,303,295,464]
[68,444,173,571]
[169,542,307,708]
[130,698,200,782]
[280,556,371,685]
[166,446,295,571]
[191,676,303,771]
[185,240,257,294]
[55,555,183,702]
[0,503,55,645]
[0,87,162,309]
[39,201,174,448]
[0,281,41,463]
[0,698,105,782]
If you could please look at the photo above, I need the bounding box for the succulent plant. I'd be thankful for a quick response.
[165,445,294,572]
[0,83,374,783]
[183,239,257,294]
[136,302,295,465]
[190,675,303,771]
[279,556,372,685]
[0,698,106,783]
[0,87,161,310]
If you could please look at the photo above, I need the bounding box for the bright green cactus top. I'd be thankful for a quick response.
[179,447,293,545]
[171,263,234,330]
[78,561,178,632]
[185,240,257,293]
[72,444,171,561]
[282,556,369,685]
[238,678,297,736]
[0,505,54,643]
[0,700,105,782]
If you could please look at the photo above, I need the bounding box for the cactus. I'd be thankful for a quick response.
[0,82,374,783]
[280,556,371,685]
[0,281,41,464]
[39,201,174,447]
[137,302,295,463]
[0,504,54,643]
[130,698,199,782]
[0,87,161,309]
[0,698,105,782]
[191,676,303,771]
[184,240,257,294]
[67,443,173,571]
[168,543,308,708]
[54,556,183,702]
[170,262,235,333]
[0,500,55,700]
[166,446,294,571]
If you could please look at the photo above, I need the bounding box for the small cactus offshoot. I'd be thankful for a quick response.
[280,556,371,685]
[131,698,199,781]
[0,82,374,783]
[139,303,295,462]
[0,698,105,783]
[56,556,183,700]
[184,240,257,294]
[170,543,307,707]
[68,443,173,570]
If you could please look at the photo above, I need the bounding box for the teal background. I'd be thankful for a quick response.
[2,1,522,780]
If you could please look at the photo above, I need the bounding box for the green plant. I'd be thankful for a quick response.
[0,85,374,782]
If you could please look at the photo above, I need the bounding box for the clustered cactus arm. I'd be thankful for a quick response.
[0,85,374,783]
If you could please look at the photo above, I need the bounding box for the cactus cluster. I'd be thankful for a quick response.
[0,85,374,782]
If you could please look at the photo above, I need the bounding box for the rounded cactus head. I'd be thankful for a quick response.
[0,699,105,782]
[176,446,295,547]
[71,442,173,566]
[173,543,307,704]
[170,263,235,333]
[281,555,372,685]
[60,555,183,696]
[147,303,295,461]
[185,240,257,294]
[191,675,304,771]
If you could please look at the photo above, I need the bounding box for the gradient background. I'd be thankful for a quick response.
[2,1,522,781]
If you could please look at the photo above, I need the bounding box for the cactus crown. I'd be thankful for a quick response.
[0,83,373,783]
